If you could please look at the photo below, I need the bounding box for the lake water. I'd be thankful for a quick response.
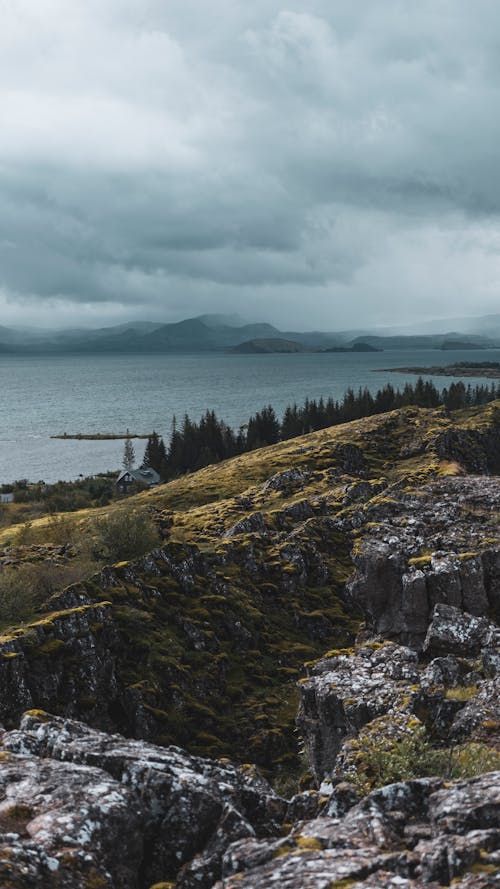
[0,349,497,484]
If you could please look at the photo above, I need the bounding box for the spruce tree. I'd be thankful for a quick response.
[143,431,167,474]
[122,433,135,471]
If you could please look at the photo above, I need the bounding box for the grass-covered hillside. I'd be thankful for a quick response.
[0,402,498,782]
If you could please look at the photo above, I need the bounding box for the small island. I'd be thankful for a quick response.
[322,342,382,353]
[230,338,382,354]
[379,361,500,378]
[51,432,153,440]
[230,338,306,353]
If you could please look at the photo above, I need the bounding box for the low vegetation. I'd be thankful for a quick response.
[0,509,160,629]
[350,725,500,794]
[87,509,161,562]
[0,401,498,776]
[0,559,98,627]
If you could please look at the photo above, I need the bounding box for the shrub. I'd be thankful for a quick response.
[350,723,449,793]
[451,743,500,778]
[0,559,100,628]
[348,724,500,794]
[0,568,38,625]
[375,732,445,786]
[88,509,160,562]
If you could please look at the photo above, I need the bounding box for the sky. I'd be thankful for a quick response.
[1,0,500,330]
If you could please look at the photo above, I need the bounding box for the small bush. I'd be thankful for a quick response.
[352,724,449,793]
[451,743,500,778]
[88,509,160,562]
[349,725,500,794]
[0,568,38,625]
[0,559,100,628]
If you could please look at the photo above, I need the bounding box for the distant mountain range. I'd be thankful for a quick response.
[0,313,499,354]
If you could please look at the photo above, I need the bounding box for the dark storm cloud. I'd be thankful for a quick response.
[1,0,500,328]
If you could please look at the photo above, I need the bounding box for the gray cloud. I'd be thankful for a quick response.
[1,1,500,329]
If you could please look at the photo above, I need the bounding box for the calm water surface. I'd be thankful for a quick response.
[0,349,497,484]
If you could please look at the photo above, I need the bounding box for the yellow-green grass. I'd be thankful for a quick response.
[2,401,499,550]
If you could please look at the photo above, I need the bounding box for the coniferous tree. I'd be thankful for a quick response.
[122,433,135,471]
[152,373,499,483]
[281,404,302,439]
[143,431,167,474]
[445,381,466,410]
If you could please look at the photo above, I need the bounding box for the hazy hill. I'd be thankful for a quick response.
[230,337,305,353]
[1,312,500,354]
[386,312,500,339]
[351,332,500,350]
[0,316,288,353]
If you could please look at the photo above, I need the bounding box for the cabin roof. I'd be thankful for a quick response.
[116,467,160,486]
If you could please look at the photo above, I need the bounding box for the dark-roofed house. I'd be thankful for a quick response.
[115,466,161,493]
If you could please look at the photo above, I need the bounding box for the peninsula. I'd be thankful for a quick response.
[381,361,500,378]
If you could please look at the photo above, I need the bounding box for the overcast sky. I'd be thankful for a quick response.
[1,1,500,330]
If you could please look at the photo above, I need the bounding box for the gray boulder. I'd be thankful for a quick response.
[0,711,285,889]
[213,774,500,888]
[423,604,500,658]
[347,476,500,648]
[297,643,419,780]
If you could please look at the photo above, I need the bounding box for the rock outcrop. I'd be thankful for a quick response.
[214,773,500,888]
[423,602,500,657]
[298,605,500,781]
[347,475,500,647]
[0,711,497,889]
[0,711,285,888]
[297,641,420,780]
[0,534,358,771]
[217,601,500,888]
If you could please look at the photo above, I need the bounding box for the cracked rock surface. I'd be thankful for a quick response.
[0,712,285,889]
[214,773,500,888]
[347,475,500,647]
[298,605,499,781]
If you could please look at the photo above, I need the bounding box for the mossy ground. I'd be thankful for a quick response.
[0,403,498,775]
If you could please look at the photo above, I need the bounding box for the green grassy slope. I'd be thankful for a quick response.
[0,402,498,778]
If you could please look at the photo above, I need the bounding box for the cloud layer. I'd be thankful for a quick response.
[1,0,500,329]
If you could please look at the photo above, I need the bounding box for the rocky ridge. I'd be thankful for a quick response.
[0,405,498,771]
[0,711,284,888]
[298,604,500,782]
[0,600,498,889]
[347,475,500,647]
[0,403,498,885]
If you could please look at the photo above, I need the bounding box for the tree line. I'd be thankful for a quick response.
[139,378,500,481]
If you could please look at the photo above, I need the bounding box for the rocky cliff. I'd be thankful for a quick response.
[0,403,498,771]
[347,475,500,647]
[0,402,498,886]
[0,598,497,887]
